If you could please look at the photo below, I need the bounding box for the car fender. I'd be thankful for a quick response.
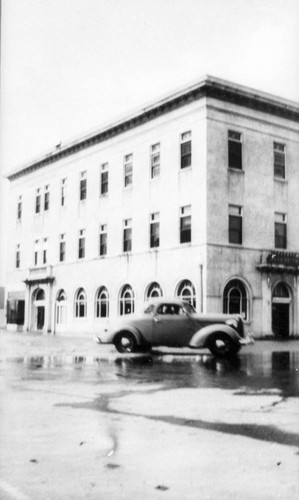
[113,324,144,346]
[189,323,240,348]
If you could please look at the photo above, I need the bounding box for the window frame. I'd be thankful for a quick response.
[74,288,87,318]
[150,143,160,179]
[180,205,191,244]
[95,286,109,318]
[35,189,41,214]
[16,244,20,269]
[61,178,67,207]
[228,130,242,170]
[123,219,132,252]
[150,212,160,248]
[228,205,243,245]
[44,185,50,211]
[180,131,192,169]
[78,229,86,259]
[100,163,109,195]
[274,142,286,179]
[17,196,22,220]
[59,234,66,262]
[275,212,287,249]
[99,224,107,256]
[80,171,87,201]
[124,154,133,187]
[119,284,135,316]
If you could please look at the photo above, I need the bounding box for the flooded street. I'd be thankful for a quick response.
[0,332,299,499]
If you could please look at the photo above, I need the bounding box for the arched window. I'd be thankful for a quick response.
[119,284,134,316]
[223,279,248,320]
[75,288,87,318]
[35,289,45,301]
[56,289,67,325]
[146,282,163,299]
[273,282,289,299]
[95,287,109,318]
[176,280,196,308]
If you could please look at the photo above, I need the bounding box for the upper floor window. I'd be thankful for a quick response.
[34,239,39,266]
[99,224,107,256]
[35,189,41,214]
[123,219,132,252]
[61,178,67,206]
[16,244,20,268]
[180,131,192,169]
[150,212,160,248]
[150,143,160,178]
[180,205,191,243]
[44,185,50,211]
[78,229,86,259]
[228,130,242,170]
[274,142,286,179]
[229,205,243,245]
[43,238,48,264]
[59,234,66,262]
[275,213,287,249]
[80,171,87,201]
[100,163,109,195]
[124,154,133,187]
[17,196,22,220]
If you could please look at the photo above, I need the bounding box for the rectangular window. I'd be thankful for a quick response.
[44,185,50,211]
[17,196,22,220]
[99,224,107,256]
[150,143,160,178]
[150,212,160,248]
[123,219,132,252]
[274,142,286,179]
[124,154,133,187]
[16,244,20,268]
[35,189,41,214]
[78,229,86,259]
[34,240,39,266]
[275,213,287,249]
[229,205,243,244]
[100,163,109,195]
[228,130,242,170]
[180,205,191,243]
[61,178,66,206]
[180,131,192,169]
[43,238,48,264]
[80,171,87,201]
[59,234,65,262]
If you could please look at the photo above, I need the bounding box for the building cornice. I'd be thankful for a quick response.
[7,76,299,181]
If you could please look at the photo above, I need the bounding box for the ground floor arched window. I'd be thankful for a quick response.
[223,279,248,320]
[119,284,134,315]
[56,289,67,325]
[176,280,196,308]
[146,282,163,300]
[95,286,109,318]
[75,288,87,318]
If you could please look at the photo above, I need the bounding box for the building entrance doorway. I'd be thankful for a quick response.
[32,288,46,331]
[272,282,291,338]
[37,306,45,330]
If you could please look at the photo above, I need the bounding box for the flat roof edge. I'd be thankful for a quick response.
[7,76,299,181]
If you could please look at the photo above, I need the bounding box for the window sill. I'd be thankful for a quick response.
[228,168,244,174]
[179,166,192,173]
[274,177,288,183]
[228,242,243,247]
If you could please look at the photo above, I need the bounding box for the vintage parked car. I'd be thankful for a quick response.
[95,299,253,357]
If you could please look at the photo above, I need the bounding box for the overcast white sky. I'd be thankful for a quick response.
[1,0,299,173]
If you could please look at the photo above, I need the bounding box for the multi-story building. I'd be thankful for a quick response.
[5,76,299,338]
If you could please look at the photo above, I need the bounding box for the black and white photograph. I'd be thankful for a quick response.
[0,0,299,498]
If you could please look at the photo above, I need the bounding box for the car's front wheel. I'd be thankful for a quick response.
[208,332,240,358]
[114,331,138,354]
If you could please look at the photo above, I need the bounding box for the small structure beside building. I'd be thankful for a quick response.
[5,76,299,338]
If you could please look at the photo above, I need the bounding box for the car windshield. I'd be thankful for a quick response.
[144,304,155,314]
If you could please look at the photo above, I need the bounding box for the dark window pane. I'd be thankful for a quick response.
[80,179,87,200]
[180,215,191,243]
[150,222,160,248]
[228,140,242,169]
[229,215,242,244]
[275,222,286,249]
[101,172,109,194]
[123,229,132,252]
[180,141,191,169]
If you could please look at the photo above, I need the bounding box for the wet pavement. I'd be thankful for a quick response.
[0,331,299,499]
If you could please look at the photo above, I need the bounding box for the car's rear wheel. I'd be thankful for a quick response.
[114,331,137,354]
[208,332,240,358]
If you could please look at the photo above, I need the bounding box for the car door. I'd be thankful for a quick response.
[153,303,194,347]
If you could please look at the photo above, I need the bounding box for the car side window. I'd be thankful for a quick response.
[157,304,184,315]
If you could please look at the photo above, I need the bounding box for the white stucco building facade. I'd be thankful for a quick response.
[5,76,299,338]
